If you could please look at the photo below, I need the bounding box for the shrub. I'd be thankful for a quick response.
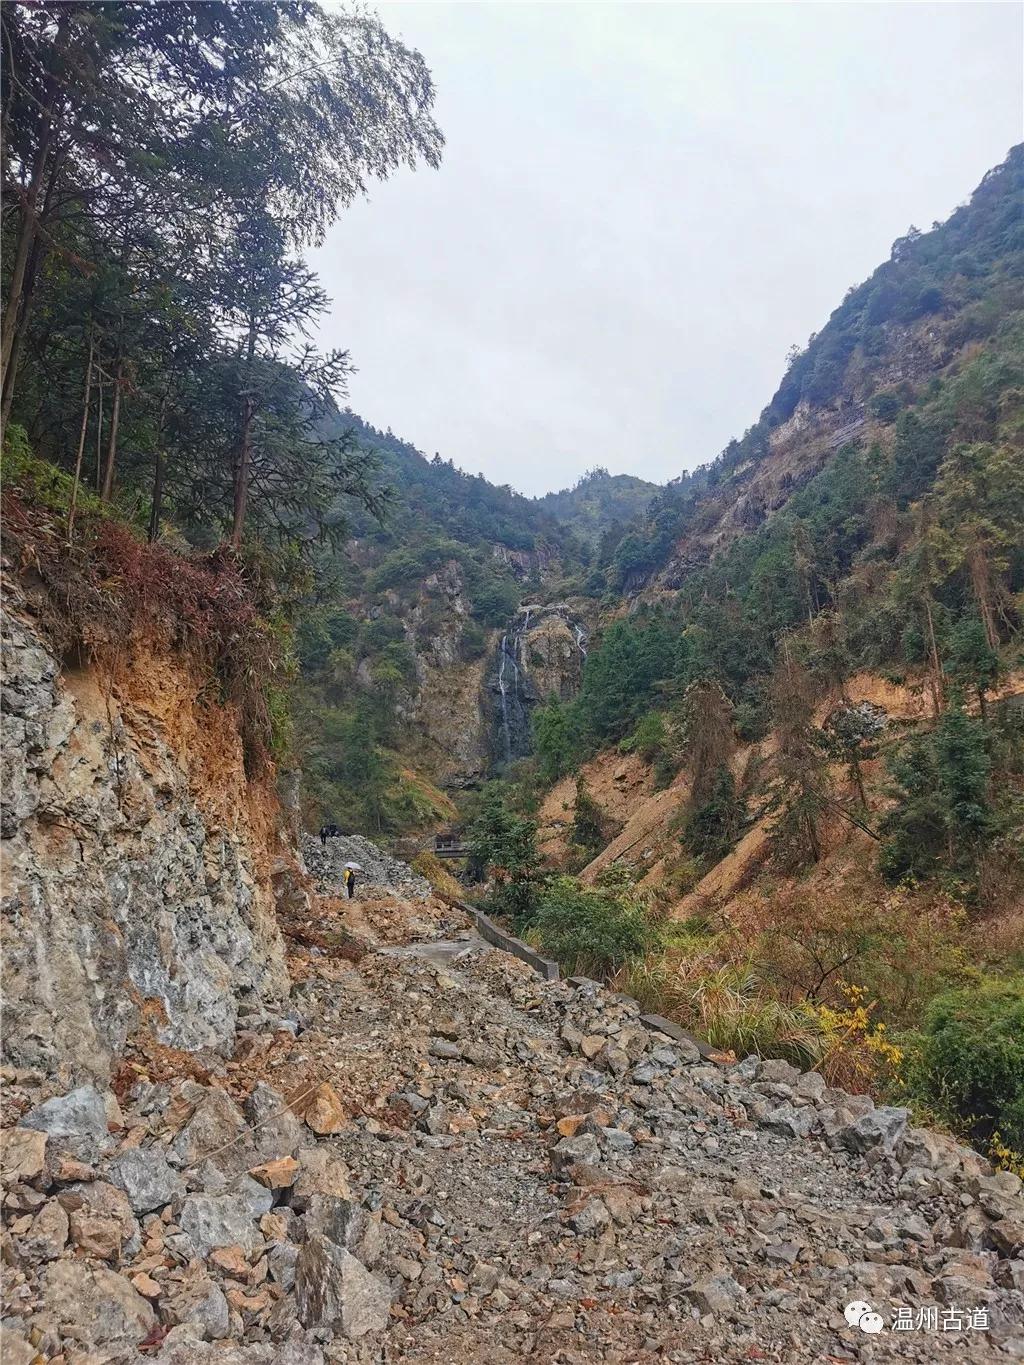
[530,875,655,978]
[910,974,1024,1154]
[620,711,668,761]
[571,780,607,857]
[682,962,828,1069]
[869,390,903,423]
[684,764,745,865]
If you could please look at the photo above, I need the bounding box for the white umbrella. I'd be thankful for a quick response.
[343,862,363,871]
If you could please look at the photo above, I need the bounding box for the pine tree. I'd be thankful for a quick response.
[768,652,831,864]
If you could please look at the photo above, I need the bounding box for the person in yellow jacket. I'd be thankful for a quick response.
[344,867,356,899]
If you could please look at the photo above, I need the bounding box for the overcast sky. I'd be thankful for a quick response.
[311,2,1022,497]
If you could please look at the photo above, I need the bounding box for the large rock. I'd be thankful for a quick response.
[178,1177,272,1256]
[551,1133,601,1177]
[172,1087,252,1175]
[301,1083,347,1137]
[108,1146,186,1213]
[245,1082,304,1161]
[20,1086,112,1160]
[59,1179,140,1259]
[684,1273,746,1316]
[302,1196,382,1266]
[0,1127,47,1182]
[289,1146,352,1212]
[40,1260,156,1351]
[294,1235,391,1338]
[19,1198,68,1262]
[162,1276,230,1341]
[839,1106,910,1155]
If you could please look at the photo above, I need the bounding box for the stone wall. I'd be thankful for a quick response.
[1,599,293,1086]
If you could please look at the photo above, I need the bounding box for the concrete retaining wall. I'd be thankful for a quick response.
[437,893,560,982]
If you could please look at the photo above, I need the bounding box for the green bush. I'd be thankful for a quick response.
[909,975,1024,1152]
[620,711,668,761]
[530,875,655,979]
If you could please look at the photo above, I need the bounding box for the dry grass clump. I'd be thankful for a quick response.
[410,851,465,900]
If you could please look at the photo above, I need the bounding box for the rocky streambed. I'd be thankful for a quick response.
[1,883,1022,1364]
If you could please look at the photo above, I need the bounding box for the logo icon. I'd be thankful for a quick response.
[845,1301,885,1334]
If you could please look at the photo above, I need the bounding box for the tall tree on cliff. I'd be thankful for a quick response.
[1,1,443,542]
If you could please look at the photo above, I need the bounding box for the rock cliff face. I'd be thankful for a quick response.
[1,598,293,1087]
[487,604,588,768]
[374,565,590,787]
[388,560,494,788]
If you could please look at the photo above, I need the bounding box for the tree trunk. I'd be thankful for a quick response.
[230,394,255,549]
[1,142,67,439]
[923,594,944,717]
[100,361,123,502]
[67,334,94,538]
[967,543,999,649]
[850,756,867,809]
[148,395,169,543]
[0,85,61,435]
[148,449,164,542]
[95,374,104,491]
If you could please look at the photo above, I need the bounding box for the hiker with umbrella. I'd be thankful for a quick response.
[343,862,361,898]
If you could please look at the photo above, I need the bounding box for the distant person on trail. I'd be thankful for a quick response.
[319,825,329,847]
[320,823,341,846]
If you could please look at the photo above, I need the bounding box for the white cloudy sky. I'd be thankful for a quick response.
[311,2,1023,496]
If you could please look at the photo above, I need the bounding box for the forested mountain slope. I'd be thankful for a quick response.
[465,148,1024,1181]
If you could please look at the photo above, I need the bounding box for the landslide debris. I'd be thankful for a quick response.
[1,857,1022,1364]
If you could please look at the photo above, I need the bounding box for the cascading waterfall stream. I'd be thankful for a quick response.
[497,634,512,763]
[489,603,588,769]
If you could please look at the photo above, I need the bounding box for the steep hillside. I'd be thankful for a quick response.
[466,150,1024,1184]
[1,479,305,1085]
[612,145,1024,594]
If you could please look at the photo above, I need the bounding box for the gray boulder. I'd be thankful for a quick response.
[245,1082,304,1162]
[684,1272,746,1316]
[171,1087,252,1175]
[551,1133,601,1176]
[163,1277,230,1341]
[108,1146,185,1213]
[761,1103,816,1140]
[839,1106,909,1154]
[41,1260,155,1351]
[295,1235,391,1338]
[21,1086,112,1160]
[178,1177,272,1256]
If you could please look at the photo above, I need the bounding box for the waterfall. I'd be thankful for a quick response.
[489,603,589,769]
[497,634,512,763]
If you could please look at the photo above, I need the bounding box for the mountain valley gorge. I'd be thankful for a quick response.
[1,7,1022,1359]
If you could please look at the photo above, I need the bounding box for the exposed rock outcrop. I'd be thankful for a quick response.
[1,600,292,1085]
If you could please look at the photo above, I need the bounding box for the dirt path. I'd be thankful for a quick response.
[4,888,1021,1364]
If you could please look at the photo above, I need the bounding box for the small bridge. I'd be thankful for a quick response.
[434,833,469,859]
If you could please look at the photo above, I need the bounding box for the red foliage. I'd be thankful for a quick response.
[2,488,280,771]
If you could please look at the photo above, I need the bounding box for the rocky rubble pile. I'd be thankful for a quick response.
[1,897,1022,1363]
[300,835,430,902]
